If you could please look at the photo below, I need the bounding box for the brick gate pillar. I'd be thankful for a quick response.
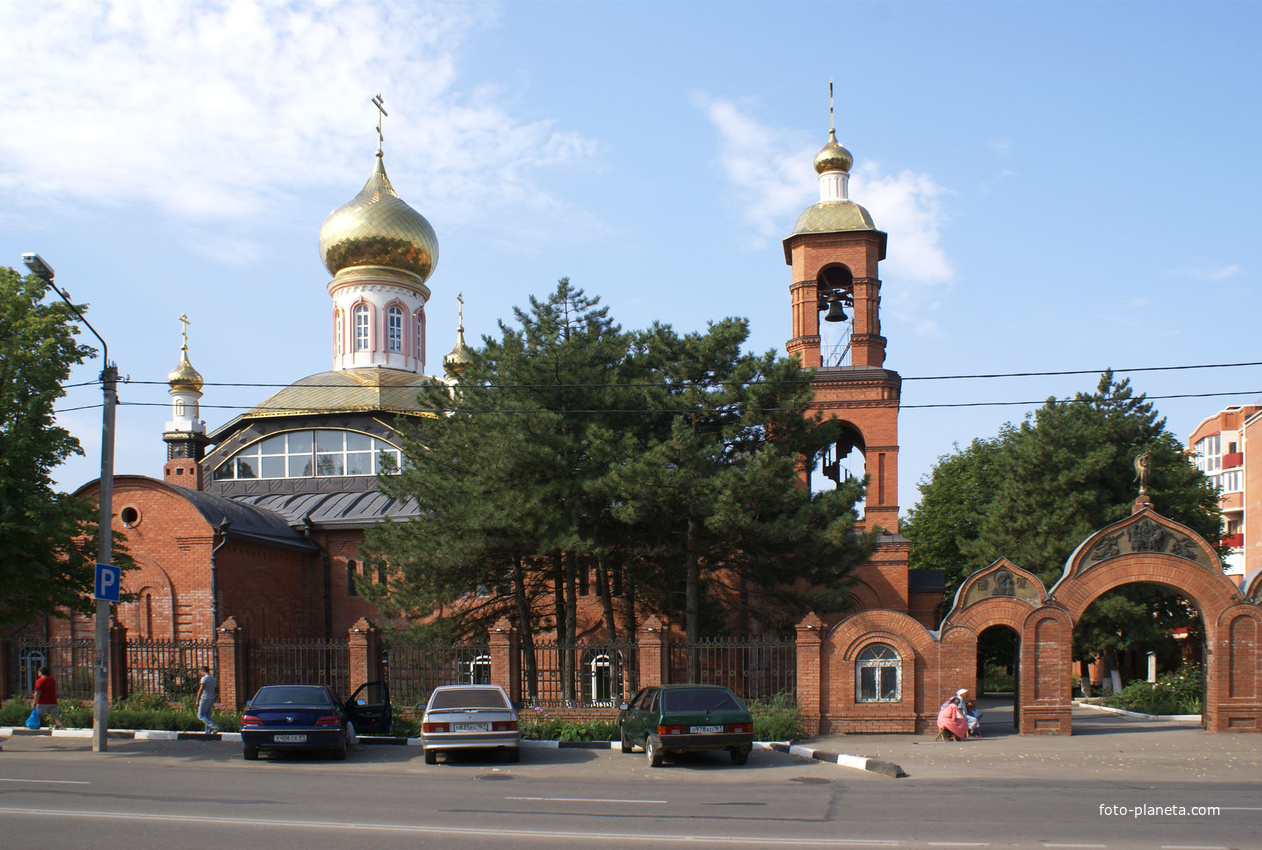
[216,617,246,709]
[489,618,520,703]
[348,618,379,694]
[107,619,128,702]
[796,612,824,736]
[637,616,668,687]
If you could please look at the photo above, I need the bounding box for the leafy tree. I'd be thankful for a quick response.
[0,267,103,631]
[903,372,1223,676]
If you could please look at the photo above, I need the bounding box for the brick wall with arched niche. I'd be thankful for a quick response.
[821,610,937,734]
[1050,502,1262,733]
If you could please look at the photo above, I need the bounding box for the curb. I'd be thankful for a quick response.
[771,742,906,778]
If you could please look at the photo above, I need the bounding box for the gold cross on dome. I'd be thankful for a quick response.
[178,313,191,349]
[372,93,388,153]
[457,292,464,329]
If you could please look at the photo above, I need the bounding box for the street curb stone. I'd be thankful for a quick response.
[772,742,907,778]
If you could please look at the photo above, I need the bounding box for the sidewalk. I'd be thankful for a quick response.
[803,697,1262,781]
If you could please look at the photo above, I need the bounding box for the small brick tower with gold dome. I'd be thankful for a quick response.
[162,314,210,490]
[784,99,914,616]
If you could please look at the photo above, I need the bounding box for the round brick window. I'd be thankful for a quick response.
[120,506,141,527]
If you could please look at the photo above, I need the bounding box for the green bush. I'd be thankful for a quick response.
[0,695,240,732]
[392,714,420,738]
[1103,664,1203,715]
[746,692,804,743]
[519,715,618,741]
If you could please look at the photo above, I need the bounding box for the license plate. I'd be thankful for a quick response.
[690,725,724,734]
[452,723,489,733]
[273,734,306,743]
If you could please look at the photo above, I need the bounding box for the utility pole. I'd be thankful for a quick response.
[22,252,116,753]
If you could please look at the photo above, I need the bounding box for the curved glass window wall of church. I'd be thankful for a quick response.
[212,430,403,480]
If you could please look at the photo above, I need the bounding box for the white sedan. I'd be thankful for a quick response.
[420,684,520,764]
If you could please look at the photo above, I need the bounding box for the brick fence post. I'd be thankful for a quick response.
[637,616,668,688]
[348,617,378,695]
[489,618,520,703]
[216,617,246,710]
[796,612,824,736]
[108,619,128,702]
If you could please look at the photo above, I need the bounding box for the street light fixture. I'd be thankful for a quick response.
[21,252,118,754]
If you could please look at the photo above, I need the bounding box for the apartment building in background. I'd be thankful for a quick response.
[1188,404,1262,581]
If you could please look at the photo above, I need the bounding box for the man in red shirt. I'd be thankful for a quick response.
[32,666,67,730]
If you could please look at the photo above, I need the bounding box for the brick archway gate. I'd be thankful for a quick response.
[1036,499,1262,733]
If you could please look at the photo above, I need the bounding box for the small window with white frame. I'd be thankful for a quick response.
[387,305,404,353]
[856,642,901,703]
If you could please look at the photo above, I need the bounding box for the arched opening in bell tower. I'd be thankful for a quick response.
[817,263,854,368]
[813,420,867,513]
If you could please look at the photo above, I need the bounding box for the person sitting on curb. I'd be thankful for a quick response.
[953,688,982,737]
[936,695,968,741]
[32,666,67,730]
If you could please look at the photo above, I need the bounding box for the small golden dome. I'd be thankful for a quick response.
[319,153,439,283]
[444,327,472,378]
[168,347,203,392]
[813,128,853,174]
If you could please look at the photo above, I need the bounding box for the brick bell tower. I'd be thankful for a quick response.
[783,111,902,538]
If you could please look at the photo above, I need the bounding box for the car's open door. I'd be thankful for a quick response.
[347,681,392,736]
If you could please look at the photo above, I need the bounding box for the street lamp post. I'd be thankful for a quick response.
[22,252,117,754]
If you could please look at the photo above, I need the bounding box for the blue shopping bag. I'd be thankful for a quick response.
[26,708,41,730]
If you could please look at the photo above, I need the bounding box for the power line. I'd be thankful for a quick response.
[66,358,1262,392]
[53,388,1262,417]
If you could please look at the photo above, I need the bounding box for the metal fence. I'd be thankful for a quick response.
[668,637,796,700]
[383,640,490,708]
[125,638,217,699]
[523,641,637,708]
[12,637,96,702]
[246,637,350,698]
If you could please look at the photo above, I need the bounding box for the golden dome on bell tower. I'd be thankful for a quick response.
[813,128,853,174]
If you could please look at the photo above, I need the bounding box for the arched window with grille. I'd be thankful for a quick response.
[353,304,370,351]
[387,305,404,353]
[856,643,900,702]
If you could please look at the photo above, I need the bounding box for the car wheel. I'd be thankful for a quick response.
[619,725,633,754]
[242,746,259,761]
[424,748,438,765]
[504,747,520,764]
[331,737,348,760]
[730,747,750,765]
[646,736,663,768]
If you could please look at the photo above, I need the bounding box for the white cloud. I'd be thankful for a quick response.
[700,96,954,296]
[1165,264,1241,281]
[0,1,594,235]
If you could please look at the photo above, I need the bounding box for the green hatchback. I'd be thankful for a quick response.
[618,684,755,767]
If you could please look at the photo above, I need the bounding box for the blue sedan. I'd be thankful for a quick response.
[241,682,391,761]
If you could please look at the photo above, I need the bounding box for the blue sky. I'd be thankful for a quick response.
[3,1,1258,517]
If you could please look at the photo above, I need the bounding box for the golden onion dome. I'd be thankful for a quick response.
[813,128,853,174]
[444,327,472,378]
[167,347,203,392]
[319,153,439,283]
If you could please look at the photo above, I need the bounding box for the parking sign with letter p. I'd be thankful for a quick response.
[95,563,120,602]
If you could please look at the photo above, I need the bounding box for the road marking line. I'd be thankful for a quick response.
[1043,845,1107,848]
[1159,846,1229,850]
[0,807,900,845]
[505,796,668,804]
[927,843,989,847]
[0,778,90,785]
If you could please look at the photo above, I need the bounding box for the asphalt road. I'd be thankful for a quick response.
[1,709,1258,850]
